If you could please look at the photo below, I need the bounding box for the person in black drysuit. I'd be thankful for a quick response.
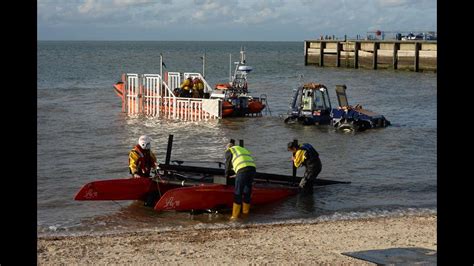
[287,142,322,194]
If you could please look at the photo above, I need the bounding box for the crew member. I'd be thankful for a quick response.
[129,135,158,178]
[191,77,201,98]
[180,77,193,97]
[195,77,205,98]
[287,141,322,193]
[225,140,256,219]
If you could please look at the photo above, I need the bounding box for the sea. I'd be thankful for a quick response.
[37,41,437,237]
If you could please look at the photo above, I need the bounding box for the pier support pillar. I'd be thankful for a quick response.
[393,42,399,70]
[354,42,360,69]
[414,42,420,72]
[304,41,308,66]
[319,42,325,67]
[372,42,379,70]
[336,42,342,67]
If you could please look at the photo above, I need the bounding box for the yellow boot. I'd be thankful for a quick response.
[242,203,250,215]
[230,203,241,219]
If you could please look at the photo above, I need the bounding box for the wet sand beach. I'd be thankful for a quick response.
[38,214,436,265]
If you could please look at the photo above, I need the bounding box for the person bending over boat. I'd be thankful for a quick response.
[129,135,158,178]
[287,142,322,194]
[225,140,257,219]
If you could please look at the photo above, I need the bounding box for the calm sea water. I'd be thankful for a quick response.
[37,41,436,236]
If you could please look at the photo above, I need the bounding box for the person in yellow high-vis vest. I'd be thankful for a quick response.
[224,140,256,219]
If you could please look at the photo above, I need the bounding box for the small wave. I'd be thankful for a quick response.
[38,207,436,238]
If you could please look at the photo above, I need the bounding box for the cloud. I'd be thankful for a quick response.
[376,0,408,7]
[77,0,105,14]
[38,0,436,40]
[112,0,160,6]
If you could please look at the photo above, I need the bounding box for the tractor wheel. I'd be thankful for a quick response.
[284,116,297,124]
[337,119,355,132]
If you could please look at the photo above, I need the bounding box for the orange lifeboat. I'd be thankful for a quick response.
[222,101,234,117]
[248,100,265,114]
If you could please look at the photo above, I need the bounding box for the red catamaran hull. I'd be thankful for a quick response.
[74,177,298,212]
[154,183,298,211]
[74,177,180,201]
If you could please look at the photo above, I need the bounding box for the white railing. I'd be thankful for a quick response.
[123,72,221,120]
[125,74,139,115]
[143,74,161,116]
[167,72,181,92]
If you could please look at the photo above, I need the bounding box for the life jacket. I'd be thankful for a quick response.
[299,143,319,161]
[228,146,256,173]
[197,80,204,91]
[129,145,156,177]
[181,78,192,91]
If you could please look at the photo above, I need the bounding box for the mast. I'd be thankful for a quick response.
[229,53,232,83]
[160,53,163,84]
[202,52,206,79]
[240,46,246,64]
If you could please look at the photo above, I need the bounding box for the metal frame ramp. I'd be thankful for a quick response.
[121,72,221,120]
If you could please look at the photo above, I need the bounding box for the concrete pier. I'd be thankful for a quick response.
[304,40,437,72]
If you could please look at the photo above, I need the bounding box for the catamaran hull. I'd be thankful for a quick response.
[154,183,298,211]
[74,177,180,201]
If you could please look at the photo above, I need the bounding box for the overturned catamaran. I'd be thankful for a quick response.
[74,135,350,213]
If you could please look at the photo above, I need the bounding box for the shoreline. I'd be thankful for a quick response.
[38,213,436,264]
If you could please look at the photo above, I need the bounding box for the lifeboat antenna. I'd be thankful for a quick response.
[240,46,246,64]
[201,52,206,78]
[229,53,232,83]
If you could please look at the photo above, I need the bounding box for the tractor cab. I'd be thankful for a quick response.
[285,83,332,125]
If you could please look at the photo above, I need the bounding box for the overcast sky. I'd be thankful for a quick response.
[37,0,436,41]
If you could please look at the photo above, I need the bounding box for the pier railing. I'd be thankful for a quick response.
[123,73,221,120]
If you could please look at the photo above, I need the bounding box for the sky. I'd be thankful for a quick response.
[37,0,437,41]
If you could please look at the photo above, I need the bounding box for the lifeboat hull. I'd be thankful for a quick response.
[222,101,234,117]
[248,100,265,113]
[154,183,298,211]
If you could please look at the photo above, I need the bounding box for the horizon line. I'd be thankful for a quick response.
[37,39,304,42]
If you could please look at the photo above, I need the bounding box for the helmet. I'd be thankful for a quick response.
[138,135,151,150]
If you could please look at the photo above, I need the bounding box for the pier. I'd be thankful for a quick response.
[304,40,437,72]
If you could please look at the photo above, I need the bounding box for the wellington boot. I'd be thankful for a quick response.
[242,203,250,214]
[230,203,241,219]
